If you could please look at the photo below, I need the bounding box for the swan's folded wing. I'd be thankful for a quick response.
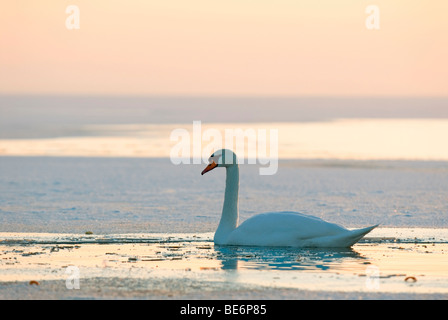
[226,211,348,246]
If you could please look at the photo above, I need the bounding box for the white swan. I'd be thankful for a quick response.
[201,149,378,248]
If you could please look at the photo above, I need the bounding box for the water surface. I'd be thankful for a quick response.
[1,229,447,294]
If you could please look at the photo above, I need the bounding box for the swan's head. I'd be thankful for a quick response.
[201,149,238,175]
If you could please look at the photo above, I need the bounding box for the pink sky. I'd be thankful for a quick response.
[1,0,447,96]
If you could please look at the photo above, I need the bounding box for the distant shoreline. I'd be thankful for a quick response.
[1,95,448,139]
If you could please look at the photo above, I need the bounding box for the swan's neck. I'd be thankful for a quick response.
[214,165,239,244]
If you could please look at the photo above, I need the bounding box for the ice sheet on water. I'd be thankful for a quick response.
[0,157,447,233]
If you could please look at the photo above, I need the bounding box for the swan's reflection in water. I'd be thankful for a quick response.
[214,245,368,273]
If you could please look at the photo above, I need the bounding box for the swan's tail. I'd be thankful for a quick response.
[344,224,379,247]
[303,224,379,248]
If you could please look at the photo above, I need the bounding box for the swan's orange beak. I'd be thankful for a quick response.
[201,161,218,175]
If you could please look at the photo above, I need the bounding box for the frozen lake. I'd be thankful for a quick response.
[0,157,447,233]
[1,96,447,299]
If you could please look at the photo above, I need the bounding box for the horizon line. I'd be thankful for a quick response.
[1,93,448,99]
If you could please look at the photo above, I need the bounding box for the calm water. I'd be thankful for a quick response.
[1,229,447,294]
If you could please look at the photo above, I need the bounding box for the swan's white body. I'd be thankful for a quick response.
[202,150,378,248]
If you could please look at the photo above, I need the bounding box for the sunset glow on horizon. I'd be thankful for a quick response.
[1,0,447,96]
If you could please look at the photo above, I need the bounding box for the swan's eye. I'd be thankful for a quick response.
[209,154,221,164]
